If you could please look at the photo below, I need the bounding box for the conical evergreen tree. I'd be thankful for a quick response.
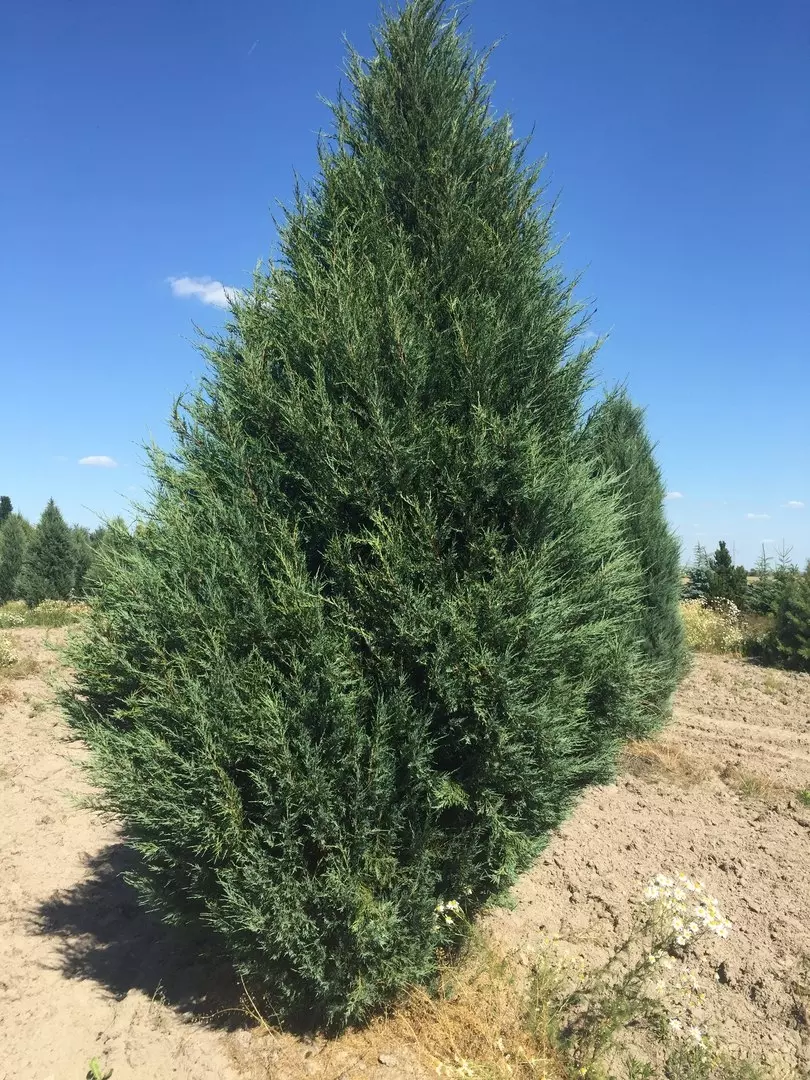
[71,526,96,597]
[707,540,747,608]
[0,513,29,602]
[66,1,654,1026]
[20,499,76,605]
[763,563,810,672]
[0,496,12,525]
[583,389,687,718]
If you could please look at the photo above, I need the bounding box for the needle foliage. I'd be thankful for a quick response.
[65,0,678,1028]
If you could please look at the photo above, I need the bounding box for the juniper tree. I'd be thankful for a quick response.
[71,526,96,597]
[0,513,29,602]
[0,496,12,525]
[65,0,655,1026]
[20,499,76,605]
[583,390,687,718]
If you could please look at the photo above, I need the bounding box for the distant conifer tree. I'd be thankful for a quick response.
[0,513,29,602]
[19,500,76,605]
[583,390,688,718]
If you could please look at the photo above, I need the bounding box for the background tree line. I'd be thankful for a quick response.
[0,495,119,605]
[683,538,810,671]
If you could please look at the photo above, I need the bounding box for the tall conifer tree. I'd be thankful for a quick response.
[65,1,658,1025]
[0,513,29,602]
[583,390,687,718]
[20,500,76,605]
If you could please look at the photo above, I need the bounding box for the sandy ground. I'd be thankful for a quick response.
[1,630,808,1079]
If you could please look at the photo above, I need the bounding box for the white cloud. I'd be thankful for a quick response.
[665,491,684,500]
[746,512,770,519]
[784,500,805,509]
[79,455,118,468]
[167,275,236,309]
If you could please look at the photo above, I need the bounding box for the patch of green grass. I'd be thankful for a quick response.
[86,1059,112,1080]
[797,789,810,807]
[720,765,783,803]
[760,673,783,696]
[24,599,89,628]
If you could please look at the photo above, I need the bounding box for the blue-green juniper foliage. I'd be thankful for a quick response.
[64,0,683,1028]
[583,389,687,720]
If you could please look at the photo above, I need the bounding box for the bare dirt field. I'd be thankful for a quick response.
[1,629,808,1079]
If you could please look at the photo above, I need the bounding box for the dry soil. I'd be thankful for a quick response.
[1,630,808,1079]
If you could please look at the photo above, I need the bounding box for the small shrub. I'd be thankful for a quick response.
[0,605,25,628]
[622,740,710,788]
[756,566,810,673]
[759,672,783,696]
[0,634,18,668]
[26,599,88,627]
[720,765,780,802]
[560,873,730,1070]
[680,599,745,654]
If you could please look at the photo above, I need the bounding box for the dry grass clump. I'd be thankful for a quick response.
[622,739,711,788]
[680,600,745,655]
[366,874,773,1080]
[719,765,785,803]
[385,936,565,1080]
[0,633,19,669]
[0,634,39,680]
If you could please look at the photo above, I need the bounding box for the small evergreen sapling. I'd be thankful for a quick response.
[707,541,747,609]
[762,563,810,672]
[683,544,711,601]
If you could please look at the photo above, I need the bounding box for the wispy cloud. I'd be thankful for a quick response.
[167,275,236,309]
[79,455,118,468]
[783,500,805,509]
[746,512,770,519]
[665,491,684,500]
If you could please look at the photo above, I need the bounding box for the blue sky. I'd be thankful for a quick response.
[2,0,808,567]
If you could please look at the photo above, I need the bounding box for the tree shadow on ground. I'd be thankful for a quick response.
[34,842,248,1030]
